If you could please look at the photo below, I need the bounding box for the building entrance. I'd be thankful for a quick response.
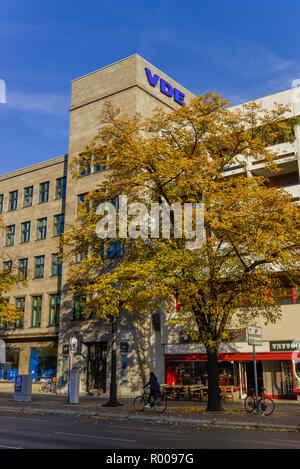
[245,361,263,391]
[87,342,107,393]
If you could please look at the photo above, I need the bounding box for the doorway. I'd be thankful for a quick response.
[246,360,263,391]
[86,342,107,393]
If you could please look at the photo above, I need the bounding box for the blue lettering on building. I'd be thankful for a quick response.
[145,68,185,106]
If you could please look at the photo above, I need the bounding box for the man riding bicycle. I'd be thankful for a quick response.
[143,372,161,408]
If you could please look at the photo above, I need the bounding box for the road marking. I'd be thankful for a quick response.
[270,439,300,444]
[0,444,22,449]
[54,432,136,443]
[0,416,49,422]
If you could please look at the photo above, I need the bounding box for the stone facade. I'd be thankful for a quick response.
[0,54,299,399]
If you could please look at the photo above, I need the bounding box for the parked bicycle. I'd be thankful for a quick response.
[39,378,57,393]
[244,387,275,415]
[133,390,167,413]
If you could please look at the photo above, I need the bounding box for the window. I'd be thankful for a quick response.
[54,214,64,237]
[3,260,12,272]
[73,295,86,320]
[5,225,15,246]
[94,163,107,173]
[21,221,31,243]
[74,250,88,264]
[80,158,91,176]
[267,172,300,189]
[274,287,300,305]
[39,182,49,203]
[49,294,60,326]
[15,297,25,328]
[0,194,3,214]
[51,253,62,276]
[18,258,28,279]
[108,240,122,258]
[37,218,47,240]
[34,255,45,278]
[55,177,66,199]
[77,193,88,205]
[23,186,33,207]
[32,296,42,327]
[8,190,18,211]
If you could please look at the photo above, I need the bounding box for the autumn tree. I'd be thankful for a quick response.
[64,94,300,411]
[0,217,24,334]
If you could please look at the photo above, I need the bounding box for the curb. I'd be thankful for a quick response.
[0,406,299,432]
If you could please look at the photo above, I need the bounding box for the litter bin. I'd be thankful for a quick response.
[14,375,32,402]
[68,370,80,404]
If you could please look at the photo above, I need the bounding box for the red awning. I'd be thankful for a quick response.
[165,352,297,362]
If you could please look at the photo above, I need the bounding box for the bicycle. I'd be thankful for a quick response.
[244,387,275,416]
[39,378,57,393]
[133,390,167,414]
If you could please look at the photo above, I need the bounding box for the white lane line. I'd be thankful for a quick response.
[54,432,136,443]
[0,444,22,449]
[270,439,300,444]
[0,416,49,422]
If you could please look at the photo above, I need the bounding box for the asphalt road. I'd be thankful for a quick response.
[0,411,299,450]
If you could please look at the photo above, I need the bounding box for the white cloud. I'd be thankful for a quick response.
[5,90,69,115]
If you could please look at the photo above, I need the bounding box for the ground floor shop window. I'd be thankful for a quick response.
[29,346,57,382]
[0,348,19,381]
[165,360,239,387]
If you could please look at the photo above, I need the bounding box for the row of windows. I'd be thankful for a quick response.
[1,294,99,329]
[0,177,66,214]
[3,254,62,279]
[0,294,61,329]
[80,161,107,176]
[175,288,300,313]
[4,214,64,246]
[240,287,300,307]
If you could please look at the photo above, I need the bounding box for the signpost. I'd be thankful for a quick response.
[68,335,81,403]
[248,326,262,413]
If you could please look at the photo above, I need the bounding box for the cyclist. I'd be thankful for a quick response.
[143,372,161,408]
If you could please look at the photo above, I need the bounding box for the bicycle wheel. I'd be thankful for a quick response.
[133,395,146,412]
[244,396,256,413]
[258,397,275,416]
[39,382,47,393]
[154,395,167,413]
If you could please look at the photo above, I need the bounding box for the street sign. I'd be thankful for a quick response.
[248,336,263,346]
[248,326,262,337]
[70,335,81,354]
[248,326,262,346]
[247,326,263,413]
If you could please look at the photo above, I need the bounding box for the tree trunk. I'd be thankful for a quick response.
[103,317,123,407]
[206,349,223,412]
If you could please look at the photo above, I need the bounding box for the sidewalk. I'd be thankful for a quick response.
[0,392,299,432]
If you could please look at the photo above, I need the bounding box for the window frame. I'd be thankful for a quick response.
[32,296,42,327]
[8,190,18,211]
[34,255,45,279]
[20,221,31,244]
[39,181,50,204]
[23,186,33,208]
[37,217,47,240]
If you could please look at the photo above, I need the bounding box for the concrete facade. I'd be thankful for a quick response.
[0,54,299,399]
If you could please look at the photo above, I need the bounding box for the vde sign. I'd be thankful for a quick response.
[145,68,185,106]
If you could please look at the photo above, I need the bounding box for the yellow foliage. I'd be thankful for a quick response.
[62,94,300,351]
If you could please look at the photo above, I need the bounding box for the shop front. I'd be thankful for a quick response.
[165,346,300,400]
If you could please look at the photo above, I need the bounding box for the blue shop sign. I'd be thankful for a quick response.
[145,68,185,106]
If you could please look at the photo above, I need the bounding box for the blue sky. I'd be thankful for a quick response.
[0,0,299,174]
